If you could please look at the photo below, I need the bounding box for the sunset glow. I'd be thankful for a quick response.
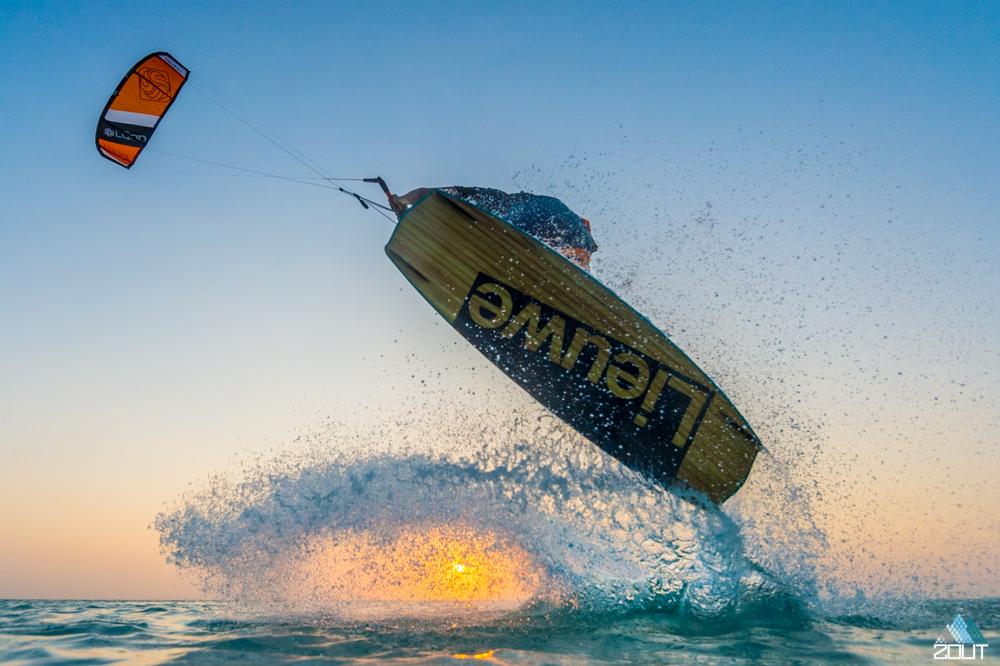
[290,523,547,605]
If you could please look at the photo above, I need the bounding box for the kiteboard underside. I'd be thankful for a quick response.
[385,190,760,505]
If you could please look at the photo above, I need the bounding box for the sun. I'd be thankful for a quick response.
[290,522,547,605]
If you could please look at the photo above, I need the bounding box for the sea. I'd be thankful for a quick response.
[2,418,997,665]
[1,597,998,664]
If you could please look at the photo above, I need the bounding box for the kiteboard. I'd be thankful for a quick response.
[385,190,761,505]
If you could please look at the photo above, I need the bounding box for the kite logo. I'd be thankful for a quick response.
[934,614,987,659]
[102,127,147,143]
[137,67,172,102]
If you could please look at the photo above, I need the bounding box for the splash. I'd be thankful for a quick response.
[156,407,800,623]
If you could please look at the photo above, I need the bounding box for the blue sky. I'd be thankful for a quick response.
[0,1,997,598]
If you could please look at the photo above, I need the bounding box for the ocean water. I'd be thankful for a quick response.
[1,598,998,664]
[4,416,996,665]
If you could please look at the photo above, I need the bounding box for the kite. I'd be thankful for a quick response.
[95,52,189,168]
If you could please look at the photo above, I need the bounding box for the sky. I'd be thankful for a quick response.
[0,0,998,600]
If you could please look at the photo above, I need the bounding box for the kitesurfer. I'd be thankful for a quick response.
[393,187,598,271]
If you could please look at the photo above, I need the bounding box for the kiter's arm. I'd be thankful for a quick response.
[392,188,432,212]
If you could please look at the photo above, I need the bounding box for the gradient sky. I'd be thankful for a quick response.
[1,1,998,599]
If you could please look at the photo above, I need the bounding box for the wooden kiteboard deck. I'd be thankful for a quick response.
[385,190,761,505]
